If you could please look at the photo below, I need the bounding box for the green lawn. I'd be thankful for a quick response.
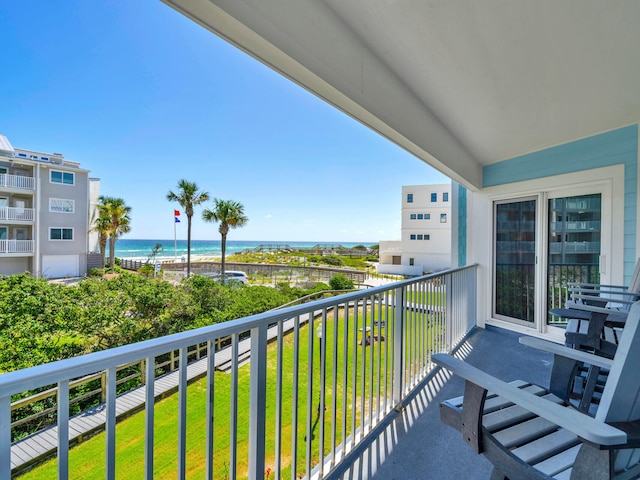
[19,302,440,479]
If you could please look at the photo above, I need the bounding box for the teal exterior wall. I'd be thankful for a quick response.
[457,185,467,266]
[483,124,639,283]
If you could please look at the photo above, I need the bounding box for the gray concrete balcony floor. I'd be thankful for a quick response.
[349,325,554,480]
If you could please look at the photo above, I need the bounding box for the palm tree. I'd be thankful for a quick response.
[91,203,111,267]
[98,196,132,269]
[202,199,248,280]
[167,180,209,277]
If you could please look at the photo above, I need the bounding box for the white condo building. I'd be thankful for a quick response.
[0,134,100,278]
[378,184,452,275]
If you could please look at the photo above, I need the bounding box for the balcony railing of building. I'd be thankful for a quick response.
[0,265,477,480]
[0,174,35,191]
[0,240,33,254]
[0,206,34,222]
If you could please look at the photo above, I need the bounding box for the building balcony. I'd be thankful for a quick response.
[0,206,35,223]
[0,239,33,255]
[0,173,35,192]
[1,266,483,479]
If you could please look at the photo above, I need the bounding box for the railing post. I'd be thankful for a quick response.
[393,286,405,407]
[0,396,10,480]
[101,371,107,403]
[445,273,453,352]
[140,359,146,385]
[248,323,267,479]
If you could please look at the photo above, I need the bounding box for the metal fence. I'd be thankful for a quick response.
[0,264,477,480]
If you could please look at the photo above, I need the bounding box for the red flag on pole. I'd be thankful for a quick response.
[174,210,181,216]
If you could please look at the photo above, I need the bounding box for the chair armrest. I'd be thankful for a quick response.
[564,301,629,321]
[518,337,613,369]
[432,354,626,446]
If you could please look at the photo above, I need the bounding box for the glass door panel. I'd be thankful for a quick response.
[547,194,601,326]
[494,199,537,324]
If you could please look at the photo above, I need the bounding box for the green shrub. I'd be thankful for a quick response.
[137,264,155,277]
[321,255,343,266]
[329,274,354,290]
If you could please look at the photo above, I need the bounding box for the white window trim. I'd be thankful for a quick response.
[49,198,75,214]
[50,169,75,186]
[49,227,74,241]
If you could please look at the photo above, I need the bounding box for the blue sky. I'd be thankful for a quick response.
[1,1,448,242]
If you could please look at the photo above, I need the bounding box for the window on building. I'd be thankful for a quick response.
[410,234,416,240]
[417,234,423,240]
[443,192,449,202]
[441,213,447,223]
[409,258,414,266]
[18,153,26,158]
[417,213,423,219]
[49,198,75,213]
[50,170,74,185]
[431,193,437,202]
[50,228,73,240]
[410,213,417,219]
[424,234,431,240]
[425,214,431,220]
[407,193,413,203]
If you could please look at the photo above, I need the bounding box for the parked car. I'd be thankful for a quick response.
[201,270,249,285]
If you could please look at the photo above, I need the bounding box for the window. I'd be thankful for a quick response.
[409,258,414,266]
[443,192,449,202]
[410,234,416,240]
[50,228,73,240]
[50,170,74,185]
[417,234,423,240]
[425,214,431,220]
[417,213,423,219]
[410,213,417,219]
[424,234,431,240]
[18,153,26,158]
[431,193,437,202]
[50,198,75,213]
[440,213,447,223]
[407,193,413,203]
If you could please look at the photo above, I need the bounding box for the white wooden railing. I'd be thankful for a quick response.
[0,174,35,191]
[0,265,477,480]
[0,206,34,222]
[0,240,34,254]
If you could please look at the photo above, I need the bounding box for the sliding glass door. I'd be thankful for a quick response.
[494,198,537,325]
[547,194,601,326]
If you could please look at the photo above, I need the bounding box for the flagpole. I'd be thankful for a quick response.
[174,215,177,262]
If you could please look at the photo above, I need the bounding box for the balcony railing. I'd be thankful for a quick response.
[0,240,33,254]
[0,206,34,222]
[0,174,35,191]
[0,265,477,479]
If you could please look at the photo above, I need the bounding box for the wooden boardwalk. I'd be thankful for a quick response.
[11,312,315,473]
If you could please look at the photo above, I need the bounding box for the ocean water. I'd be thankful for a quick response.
[112,239,377,260]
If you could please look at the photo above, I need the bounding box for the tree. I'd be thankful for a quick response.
[97,196,132,269]
[167,180,209,277]
[202,199,248,280]
[91,204,111,268]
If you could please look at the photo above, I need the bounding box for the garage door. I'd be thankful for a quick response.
[42,255,79,279]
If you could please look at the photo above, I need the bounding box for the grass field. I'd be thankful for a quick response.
[19,300,441,480]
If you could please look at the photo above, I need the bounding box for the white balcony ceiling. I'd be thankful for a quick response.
[163,0,640,189]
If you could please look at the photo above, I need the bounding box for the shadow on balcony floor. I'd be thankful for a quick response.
[349,325,554,480]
